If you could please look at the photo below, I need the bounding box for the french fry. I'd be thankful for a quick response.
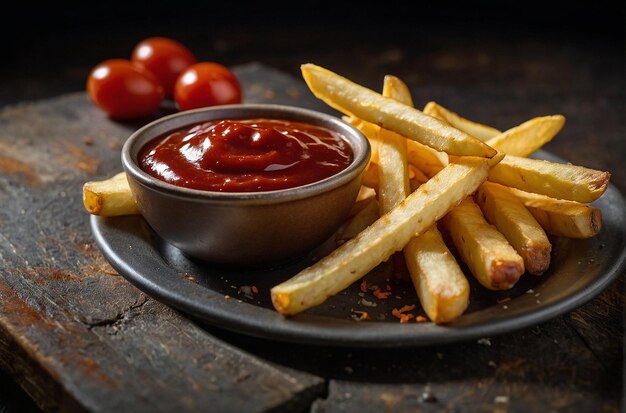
[362,160,427,191]
[425,105,549,281]
[486,115,565,157]
[377,75,412,214]
[410,178,424,193]
[409,165,429,186]
[476,182,551,275]
[488,155,610,203]
[347,186,377,218]
[423,101,501,141]
[344,116,380,162]
[345,115,381,192]
[380,75,469,324]
[301,64,497,157]
[406,140,448,178]
[441,197,525,290]
[344,115,380,143]
[404,226,469,323]
[428,108,526,290]
[83,172,139,216]
[347,102,448,178]
[422,103,604,233]
[508,188,602,239]
[352,116,448,179]
[361,162,380,190]
[337,197,379,244]
[271,156,496,315]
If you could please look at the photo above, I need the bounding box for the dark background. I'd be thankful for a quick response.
[2,1,624,107]
[1,1,624,411]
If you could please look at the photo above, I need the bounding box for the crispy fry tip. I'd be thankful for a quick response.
[271,291,290,314]
[82,186,102,215]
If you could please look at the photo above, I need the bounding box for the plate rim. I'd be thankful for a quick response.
[90,150,626,347]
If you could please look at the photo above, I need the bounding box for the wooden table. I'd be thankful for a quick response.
[1,10,624,412]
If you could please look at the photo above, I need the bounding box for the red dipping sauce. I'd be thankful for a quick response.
[139,118,353,192]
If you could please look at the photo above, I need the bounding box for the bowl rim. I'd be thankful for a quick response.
[121,103,371,205]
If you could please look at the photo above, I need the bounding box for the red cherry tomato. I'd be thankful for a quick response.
[131,37,196,97]
[174,62,242,111]
[87,59,164,119]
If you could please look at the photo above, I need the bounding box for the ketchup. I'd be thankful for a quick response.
[139,118,353,192]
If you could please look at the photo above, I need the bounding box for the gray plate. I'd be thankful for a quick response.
[91,150,626,347]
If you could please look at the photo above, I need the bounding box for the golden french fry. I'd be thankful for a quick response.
[409,165,429,186]
[410,179,423,193]
[344,117,379,163]
[428,107,526,292]
[83,172,140,216]
[486,115,565,157]
[360,144,434,190]
[347,186,377,217]
[337,197,379,244]
[352,115,448,179]
[406,140,448,178]
[381,74,469,324]
[377,75,411,214]
[344,116,382,192]
[348,103,448,178]
[508,188,602,238]
[349,103,448,179]
[301,64,497,157]
[344,115,380,142]
[441,197,525,290]
[404,226,469,323]
[476,182,551,275]
[361,162,380,190]
[382,74,414,107]
[356,185,376,203]
[271,156,495,315]
[488,155,610,203]
[344,116,380,161]
[423,101,502,141]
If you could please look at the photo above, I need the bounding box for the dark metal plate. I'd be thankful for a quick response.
[91,150,626,347]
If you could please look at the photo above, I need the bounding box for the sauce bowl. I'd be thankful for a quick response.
[121,104,370,265]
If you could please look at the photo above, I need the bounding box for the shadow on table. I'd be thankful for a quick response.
[0,369,42,413]
[198,314,619,398]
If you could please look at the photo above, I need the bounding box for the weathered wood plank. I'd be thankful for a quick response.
[197,63,624,413]
[0,58,623,413]
[209,297,621,413]
[306,310,620,412]
[566,275,624,379]
[0,64,325,413]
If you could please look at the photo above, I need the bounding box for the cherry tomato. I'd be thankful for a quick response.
[131,37,196,97]
[174,62,242,111]
[87,59,164,119]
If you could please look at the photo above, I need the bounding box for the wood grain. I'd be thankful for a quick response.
[0,64,325,412]
[0,61,622,413]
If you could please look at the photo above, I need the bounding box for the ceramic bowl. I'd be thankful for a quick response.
[121,104,370,265]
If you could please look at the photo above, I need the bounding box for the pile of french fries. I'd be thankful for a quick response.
[269,64,610,323]
[83,63,610,325]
